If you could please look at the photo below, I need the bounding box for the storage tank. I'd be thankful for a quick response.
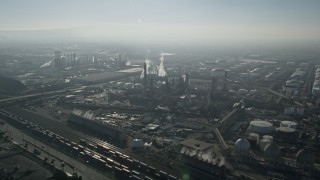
[238,89,248,95]
[109,81,117,87]
[124,83,133,89]
[280,121,298,129]
[287,62,295,66]
[249,89,257,95]
[262,135,274,143]
[248,133,260,145]
[264,143,281,158]
[117,82,125,88]
[211,68,226,78]
[235,138,251,155]
[249,120,274,134]
[134,83,143,89]
[275,127,297,140]
[296,149,315,167]
[286,79,299,87]
[260,139,271,151]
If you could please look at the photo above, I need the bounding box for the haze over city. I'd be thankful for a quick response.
[1,0,320,46]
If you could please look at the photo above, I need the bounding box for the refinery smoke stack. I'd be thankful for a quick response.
[158,54,167,77]
[144,62,147,89]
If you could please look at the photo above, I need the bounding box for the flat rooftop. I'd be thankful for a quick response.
[117,68,143,73]
[180,138,213,151]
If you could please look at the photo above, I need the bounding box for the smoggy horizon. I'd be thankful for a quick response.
[1,0,320,47]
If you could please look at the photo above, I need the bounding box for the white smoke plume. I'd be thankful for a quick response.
[181,74,186,82]
[158,54,167,77]
[40,61,52,68]
[140,58,157,78]
[140,58,149,78]
[145,58,151,73]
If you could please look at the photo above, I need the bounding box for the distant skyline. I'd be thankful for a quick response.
[1,0,320,45]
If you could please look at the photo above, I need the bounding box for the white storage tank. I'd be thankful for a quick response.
[249,89,257,95]
[117,82,125,88]
[248,133,260,144]
[239,89,248,95]
[287,62,295,66]
[280,121,298,129]
[235,138,251,155]
[296,149,315,166]
[211,68,226,78]
[124,82,133,89]
[262,135,274,143]
[109,81,117,87]
[260,139,271,151]
[228,89,237,94]
[286,79,299,87]
[134,83,143,89]
[249,120,274,134]
[264,143,281,158]
[276,127,296,137]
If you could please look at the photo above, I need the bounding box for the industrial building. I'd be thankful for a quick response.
[70,68,142,85]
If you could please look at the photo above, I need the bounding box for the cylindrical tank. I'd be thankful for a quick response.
[248,133,260,145]
[117,82,125,88]
[134,83,143,89]
[262,135,273,143]
[280,121,298,129]
[260,139,271,151]
[286,79,299,87]
[275,127,297,140]
[124,83,133,89]
[211,68,226,78]
[249,120,274,134]
[239,89,248,95]
[235,138,251,155]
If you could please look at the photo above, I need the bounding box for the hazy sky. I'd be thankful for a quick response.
[1,0,320,45]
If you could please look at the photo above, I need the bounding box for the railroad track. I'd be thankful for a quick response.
[2,107,226,179]
[1,107,179,177]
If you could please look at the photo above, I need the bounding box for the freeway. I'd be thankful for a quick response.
[0,90,69,104]
[0,86,87,103]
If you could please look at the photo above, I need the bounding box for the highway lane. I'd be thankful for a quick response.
[0,86,85,103]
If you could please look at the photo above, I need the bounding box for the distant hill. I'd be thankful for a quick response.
[0,76,27,94]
